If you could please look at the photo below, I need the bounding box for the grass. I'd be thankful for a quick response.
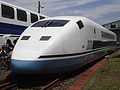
[81,51,120,90]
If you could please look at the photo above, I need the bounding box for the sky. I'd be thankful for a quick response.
[2,0,120,25]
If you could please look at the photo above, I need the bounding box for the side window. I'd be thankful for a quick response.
[17,9,27,22]
[1,4,14,19]
[101,31,114,39]
[76,20,84,29]
[40,16,45,20]
[94,28,96,34]
[110,24,116,28]
[31,13,38,23]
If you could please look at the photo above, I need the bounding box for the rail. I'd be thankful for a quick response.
[0,79,18,90]
[40,78,61,90]
[39,51,116,90]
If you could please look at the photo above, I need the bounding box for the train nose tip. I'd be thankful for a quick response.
[10,59,44,74]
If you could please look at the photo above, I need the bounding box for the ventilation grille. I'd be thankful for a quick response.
[21,36,30,40]
[40,36,51,41]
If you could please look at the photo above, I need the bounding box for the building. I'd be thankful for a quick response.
[103,20,120,41]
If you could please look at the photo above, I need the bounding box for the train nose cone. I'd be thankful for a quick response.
[10,59,44,74]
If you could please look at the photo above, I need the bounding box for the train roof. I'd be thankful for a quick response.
[0,0,47,17]
[40,16,116,36]
[44,16,86,21]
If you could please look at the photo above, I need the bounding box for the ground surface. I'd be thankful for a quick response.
[81,51,120,90]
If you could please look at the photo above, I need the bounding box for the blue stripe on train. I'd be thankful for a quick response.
[10,50,107,74]
[0,22,27,35]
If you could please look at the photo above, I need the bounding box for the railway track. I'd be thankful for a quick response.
[0,72,19,90]
[0,71,69,90]
[39,52,115,90]
[0,72,62,90]
[39,60,104,89]
[40,78,61,90]
[0,79,18,90]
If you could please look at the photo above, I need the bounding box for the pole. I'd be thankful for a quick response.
[38,1,44,14]
[38,1,40,13]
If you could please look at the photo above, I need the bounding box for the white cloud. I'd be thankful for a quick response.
[1,0,99,14]
[44,0,99,11]
[72,2,120,19]
[44,0,120,21]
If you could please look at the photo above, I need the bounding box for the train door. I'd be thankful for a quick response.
[86,40,93,50]
[86,26,94,50]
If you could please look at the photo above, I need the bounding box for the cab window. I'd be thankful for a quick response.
[31,20,69,27]
[76,20,84,29]
[31,13,38,23]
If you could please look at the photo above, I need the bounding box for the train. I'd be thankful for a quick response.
[0,0,47,47]
[10,16,117,74]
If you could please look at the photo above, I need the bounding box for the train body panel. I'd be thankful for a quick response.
[12,27,65,60]
[10,16,117,74]
[11,48,109,73]
[0,0,48,47]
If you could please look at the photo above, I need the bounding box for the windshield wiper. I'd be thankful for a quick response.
[41,21,53,27]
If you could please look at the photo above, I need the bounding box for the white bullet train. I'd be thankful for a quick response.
[0,0,47,46]
[10,16,117,74]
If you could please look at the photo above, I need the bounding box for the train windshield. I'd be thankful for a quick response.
[31,20,69,27]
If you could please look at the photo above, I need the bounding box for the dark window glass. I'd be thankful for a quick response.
[17,9,27,22]
[40,16,45,20]
[1,4,14,19]
[101,31,114,39]
[31,13,38,23]
[40,36,51,41]
[110,24,116,28]
[93,41,116,49]
[31,20,69,27]
[21,36,30,40]
[94,28,96,34]
[32,20,48,27]
[76,20,84,29]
